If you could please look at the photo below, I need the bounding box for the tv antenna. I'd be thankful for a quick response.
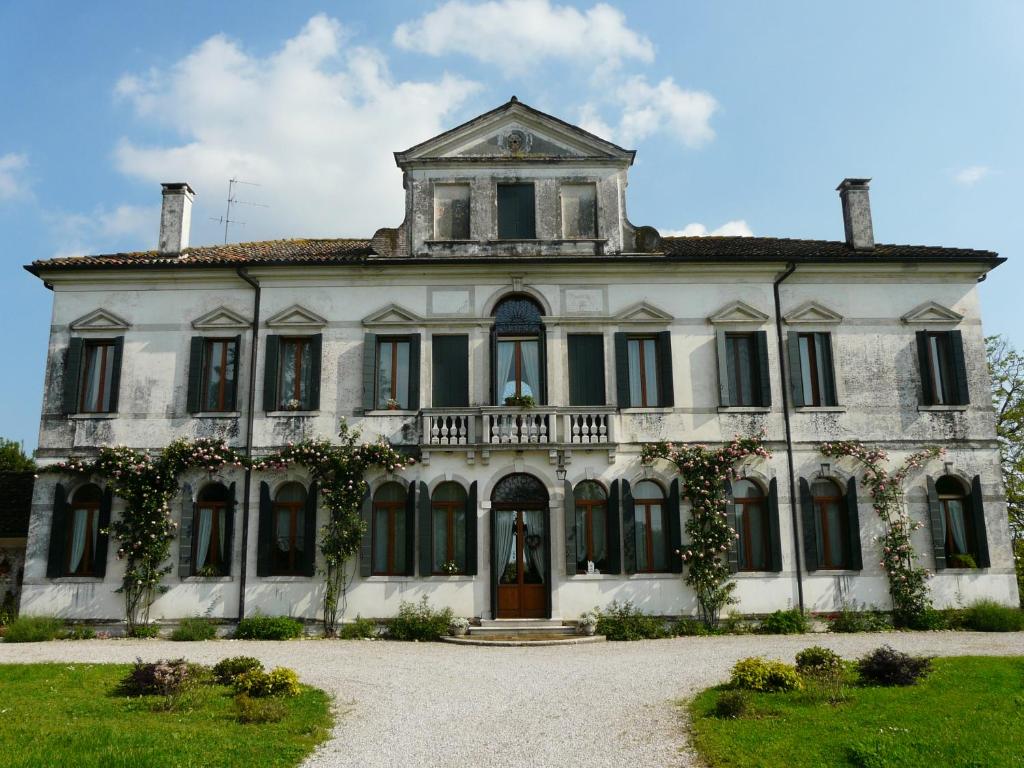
[210,178,268,243]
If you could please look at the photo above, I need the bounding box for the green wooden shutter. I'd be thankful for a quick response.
[47,483,68,578]
[916,331,933,405]
[563,480,576,576]
[767,478,783,572]
[724,478,739,574]
[63,339,84,415]
[489,327,499,405]
[845,477,863,570]
[755,330,771,407]
[538,327,548,405]
[465,481,478,576]
[303,482,318,576]
[621,479,637,573]
[606,480,621,574]
[949,330,970,405]
[178,482,194,578]
[263,335,280,412]
[407,334,421,410]
[614,332,630,407]
[362,333,377,412]
[567,334,606,406]
[970,475,991,567]
[498,184,535,238]
[359,488,372,577]
[94,486,113,578]
[308,333,322,411]
[716,330,731,407]
[108,337,124,413]
[656,330,675,407]
[668,478,683,573]
[799,478,819,571]
[186,337,205,413]
[926,476,946,571]
[820,333,838,406]
[787,332,805,407]
[432,335,469,407]
[223,482,236,575]
[404,483,416,576]
[256,482,272,576]
[229,335,241,411]
[418,481,432,577]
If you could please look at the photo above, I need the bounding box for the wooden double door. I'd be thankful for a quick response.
[491,473,550,619]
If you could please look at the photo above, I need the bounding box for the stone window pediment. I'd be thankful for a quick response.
[614,301,673,325]
[265,304,327,330]
[69,308,131,332]
[708,300,770,325]
[362,304,424,328]
[901,301,964,325]
[783,300,843,325]
[191,306,251,330]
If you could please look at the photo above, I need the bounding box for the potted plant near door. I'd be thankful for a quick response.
[449,617,470,637]
[578,611,598,636]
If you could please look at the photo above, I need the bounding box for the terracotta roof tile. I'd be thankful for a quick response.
[660,236,998,261]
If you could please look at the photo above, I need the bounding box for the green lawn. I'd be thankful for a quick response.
[689,656,1024,768]
[0,664,332,768]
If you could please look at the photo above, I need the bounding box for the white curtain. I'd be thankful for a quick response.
[946,501,969,554]
[494,510,516,583]
[524,509,545,583]
[628,340,642,405]
[218,508,226,560]
[520,341,540,398]
[195,508,212,569]
[68,508,88,574]
[497,342,516,399]
[636,508,649,571]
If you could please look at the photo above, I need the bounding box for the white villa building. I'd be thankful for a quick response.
[20,98,1019,624]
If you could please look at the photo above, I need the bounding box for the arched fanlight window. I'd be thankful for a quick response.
[66,484,102,576]
[373,482,408,575]
[936,476,977,567]
[492,295,545,405]
[811,478,847,569]
[431,482,468,575]
[194,483,230,576]
[633,480,670,573]
[573,481,608,573]
[731,479,768,572]
[273,482,307,575]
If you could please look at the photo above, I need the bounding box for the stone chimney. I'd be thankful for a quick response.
[837,178,874,251]
[158,183,195,254]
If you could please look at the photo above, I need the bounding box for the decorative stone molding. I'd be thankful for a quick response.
[69,308,131,332]
[362,304,424,327]
[783,300,843,325]
[900,301,963,325]
[707,300,770,325]
[265,304,327,329]
[613,301,673,324]
[191,306,250,330]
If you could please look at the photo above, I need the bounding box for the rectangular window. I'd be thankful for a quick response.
[201,338,238,412]
[193,503,227,576]
[725,333,761,407]
[497,183,536,239]
[575,501,608,573]
[277,337,313,410]
[567,334,605,406]
[797,332,836,407]
[737,503,769,571]
[496,338,541,401]
[272,504,305,575]
[635,501,669,572]
[926,332,956,405]
[560,183,597,238]
[431,504,467,574]
[372,506,407,575]
[433,184,471,239]
[627,337,659,407]
[79,340,117,413]
[432,335,469,408]
[376,338,411,409]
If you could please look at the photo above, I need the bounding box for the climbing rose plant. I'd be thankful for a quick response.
[819,440,944,626]
[51,437,247,632]
[641,434,771,629]
[257,420,410,636]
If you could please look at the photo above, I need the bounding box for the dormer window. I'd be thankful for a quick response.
[433,184,470,240]
[497,183,535,239]
[561,183,597,238]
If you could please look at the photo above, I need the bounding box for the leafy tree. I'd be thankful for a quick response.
[0,438,35,472]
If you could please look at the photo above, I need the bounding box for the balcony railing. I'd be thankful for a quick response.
[421,407,614,448]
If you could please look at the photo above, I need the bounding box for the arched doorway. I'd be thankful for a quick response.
[491,473,550,618]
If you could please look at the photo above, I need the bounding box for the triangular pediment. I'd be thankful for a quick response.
[362,304,424,326]
[396,98,635,164]
[708,300,770,325]
[192,306,250,330]
[265,304,326,329]
[614,301,673,324]
[69,308,130,331]
[901,301,963,325]
[783,301,843,325]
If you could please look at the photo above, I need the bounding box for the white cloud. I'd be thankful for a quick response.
[48,204,159,258]
[394,0,654,69]
[662,220,753,237]
[953,165,991,186]
[110,14,480,244]
[0,153,29,201]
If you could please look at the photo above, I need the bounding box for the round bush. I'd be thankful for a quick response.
[856,645,932,686]
[713,689,749,719]
[234,615,304,640]
[795,646,842,675]
[233,667,301,698]
[212,656,264,685]
[730,657,803,692]
[757,609,809,635]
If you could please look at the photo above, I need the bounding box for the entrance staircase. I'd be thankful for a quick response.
[442,618,605,646]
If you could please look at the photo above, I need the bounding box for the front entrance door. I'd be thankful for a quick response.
[491,474,550,619]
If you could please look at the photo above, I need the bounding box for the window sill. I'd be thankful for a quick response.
[569,573,622,580]
[425,574,475,581]
[69,413,117,420]
[182,575,233,583]
[732,571,785,577]
[365,410,418,417]
[917,405,968,412]
[51,576,104,583]
[620,407,675,414]
[625,572,679,580]
[938,567,985,574]
[266,410,319,417]
[793,406,846,413]
[192,411,240,419]
[717,406,771,414]
[808,569,862,576]
[364,575,416,582]
[256,575,312,582]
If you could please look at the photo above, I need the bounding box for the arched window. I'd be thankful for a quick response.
[65,484,102,576]
[633,480,670,573]
[373,482,408,575]
[273,482,307,575]
[492,295,545,405]
[573,481,608,573]
[431,482,468,575]
[937,476,977,567]
[812,479,848,569]
[732,479,769,572]
[194,484,229,576]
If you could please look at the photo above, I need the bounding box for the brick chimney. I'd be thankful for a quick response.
[158,183,195,254]
[837,178,874,251]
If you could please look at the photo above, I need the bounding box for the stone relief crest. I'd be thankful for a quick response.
[499,129,533,155]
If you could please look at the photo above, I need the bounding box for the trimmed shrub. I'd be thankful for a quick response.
[61,624,96,640]
[387,596,453,642]
[234,615,305,640]
[171,617,218,641]
[2,615,64,643]
[730,657,803,692]
[127,624,161,639]
[234,693,287,724]
[757,609,809,635]
[212,656,264,686]
[857,645,931,686]
[829,603,892,633]
[337,615,377,640]
[894,606,947,631]
[795,646,842,675]
[118,658,194,697]
[713,689,749,719]
[233,667,301,698]
[960,599,1024,632]
[672,617,713,637]
[596,601,669,641]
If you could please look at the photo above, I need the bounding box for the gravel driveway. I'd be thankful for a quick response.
[2,632,1021,768]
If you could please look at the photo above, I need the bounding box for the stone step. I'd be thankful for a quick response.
[478,618,565,629]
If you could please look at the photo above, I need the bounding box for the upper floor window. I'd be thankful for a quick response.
[65,484,102,576]
[492,296,545,405]
[916,330,969,406]
[376,338,411,410]
[788,331,837,407]
[615,332,673,408]
[188,336,239,413]
[434,184,470,240]
[78,339,122,414]
[193,483,229,576]
[719,331,770,407]
[431,335,469,408]
[567,334,605,406]
[560,183,597,238]
[273,482,307,576]
[627,337,660,407]
[732,479,769,572]
[431,482,468,575]
[632,480,670,573]
[573,481,608,573]
[497,183,535,239]
[263,334,322,412]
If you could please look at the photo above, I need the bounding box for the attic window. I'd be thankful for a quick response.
[434,184,470,240]
[497,183,535,239]
[561,183,597,238]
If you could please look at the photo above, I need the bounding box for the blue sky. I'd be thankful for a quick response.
[1,1,1020,451]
